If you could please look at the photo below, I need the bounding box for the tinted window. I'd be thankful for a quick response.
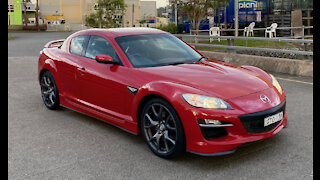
[115,34,202,68]
[69,35,88,56]
[85,35,121,64]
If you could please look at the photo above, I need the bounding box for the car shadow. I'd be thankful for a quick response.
[171,135,285,171]
[57,106,284,169]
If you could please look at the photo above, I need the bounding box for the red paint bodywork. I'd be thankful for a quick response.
[38,28,287,155]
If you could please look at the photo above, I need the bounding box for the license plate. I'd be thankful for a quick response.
[264,111,283,127]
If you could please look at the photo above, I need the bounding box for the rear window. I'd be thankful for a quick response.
[69,35,88,56]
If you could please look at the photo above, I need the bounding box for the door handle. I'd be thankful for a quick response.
[77,67,86,75]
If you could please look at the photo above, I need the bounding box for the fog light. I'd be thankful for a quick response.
[204,119,222,125]
[198,119,233,128]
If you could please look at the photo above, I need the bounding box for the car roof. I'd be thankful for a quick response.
[74,27,167,38]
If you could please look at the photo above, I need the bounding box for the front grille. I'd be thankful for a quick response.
[239,101,286,133]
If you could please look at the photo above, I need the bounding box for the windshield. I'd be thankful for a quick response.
[115,33,202,68]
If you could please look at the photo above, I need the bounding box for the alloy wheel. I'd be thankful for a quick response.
[40,73,58,108]
[143,103,178,154]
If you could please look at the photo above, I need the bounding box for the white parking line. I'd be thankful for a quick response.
[276,77,313,85]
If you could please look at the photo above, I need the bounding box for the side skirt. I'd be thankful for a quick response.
[58,93,138,135]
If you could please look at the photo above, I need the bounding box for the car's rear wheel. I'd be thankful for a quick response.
[40,71,60,110]
[140,98,186,159]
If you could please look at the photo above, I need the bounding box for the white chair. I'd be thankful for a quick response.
[265,23,278,38]
[209,27,220,42]
[243,22,255,37]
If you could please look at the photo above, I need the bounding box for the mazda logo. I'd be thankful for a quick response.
[260,95,271,103]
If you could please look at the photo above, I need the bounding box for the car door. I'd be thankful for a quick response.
[58,35,90,103]
[75,35,129,121]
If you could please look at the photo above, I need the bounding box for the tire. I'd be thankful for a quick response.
[140,98,186,159]
[40,71,60,110]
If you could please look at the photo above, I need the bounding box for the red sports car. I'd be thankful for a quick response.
[38,28,287,159]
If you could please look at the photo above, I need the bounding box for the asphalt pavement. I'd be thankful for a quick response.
[8,32,313,180]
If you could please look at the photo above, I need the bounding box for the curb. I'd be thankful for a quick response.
[200,51,313,77]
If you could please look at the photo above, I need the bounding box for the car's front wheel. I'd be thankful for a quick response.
[140,98,186,159]
[40,71,60,110]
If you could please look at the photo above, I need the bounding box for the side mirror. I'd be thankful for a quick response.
[95,54,119,65]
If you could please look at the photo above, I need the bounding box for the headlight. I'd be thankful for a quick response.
[182,93,232,109]
[270,74,282,94]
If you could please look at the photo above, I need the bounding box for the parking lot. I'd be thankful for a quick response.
[8,32,313,179]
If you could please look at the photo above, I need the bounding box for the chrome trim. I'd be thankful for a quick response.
[199,124,233,128]
[127,86,138,95]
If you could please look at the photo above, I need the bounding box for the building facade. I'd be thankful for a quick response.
[9,0,158,29]
[8,0,22,25]
[140,1,157,23]
[37,0,157,28]
[38,0,94,24]
[123,0,141,27]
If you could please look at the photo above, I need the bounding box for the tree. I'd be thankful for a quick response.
[22,0,31,27]
[179,0,229,34]
[138,14,147,27]
[157,7,166,17]
[85,0,126,28]
[138,19,147,27]
[35,0,39,29]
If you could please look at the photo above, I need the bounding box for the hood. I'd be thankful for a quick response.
[137,60,273,99]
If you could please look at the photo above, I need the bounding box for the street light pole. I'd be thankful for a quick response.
[36,0,39,30]
[132,3,134,27]
[56,11,58,32]
[175,1,177,26]
[234,0,239,37]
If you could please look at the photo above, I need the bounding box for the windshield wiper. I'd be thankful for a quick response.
[196,56,208,62]
[167,57,207,66]
[167,61,186,66]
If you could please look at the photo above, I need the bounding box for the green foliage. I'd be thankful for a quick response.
[8,25,23,30]
[138,14,147,26]
[85,0,126,28]
[156,24,184,34]
[138,19,147,25]
[8,35,14,40]
[177,24,184,33]
[179,0,229,33]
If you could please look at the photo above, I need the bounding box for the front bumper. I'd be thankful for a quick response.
[178,99,287,155]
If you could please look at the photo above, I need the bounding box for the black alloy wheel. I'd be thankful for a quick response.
[141,98,186,159]
[40,71,60,110]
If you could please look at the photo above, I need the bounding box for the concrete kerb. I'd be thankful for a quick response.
[200,51,313,77]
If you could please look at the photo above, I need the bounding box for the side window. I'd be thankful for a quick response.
[85,35,122,65]
[69,35,87,56]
